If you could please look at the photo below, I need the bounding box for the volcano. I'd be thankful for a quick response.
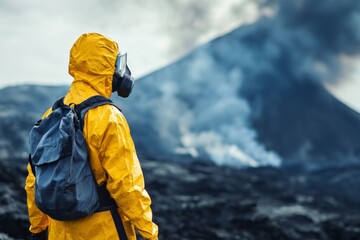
[118,20,360,168]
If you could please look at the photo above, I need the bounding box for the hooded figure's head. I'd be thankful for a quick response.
[68,33,134,98]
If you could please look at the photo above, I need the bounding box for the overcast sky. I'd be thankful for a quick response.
[1,0,360,111]
[0,0,259,84]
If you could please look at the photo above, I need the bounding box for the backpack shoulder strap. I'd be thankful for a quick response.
[75,95,121,130]
[51,97,66,111]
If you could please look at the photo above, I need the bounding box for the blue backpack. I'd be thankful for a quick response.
[29,95,119,221]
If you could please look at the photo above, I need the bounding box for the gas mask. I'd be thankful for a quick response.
[112,53,135,98]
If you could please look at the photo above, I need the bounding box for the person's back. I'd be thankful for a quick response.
[25,33,158,240]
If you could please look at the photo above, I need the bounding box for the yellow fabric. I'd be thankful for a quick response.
[24,33,158,240]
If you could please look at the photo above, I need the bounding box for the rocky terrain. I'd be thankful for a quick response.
[148,161,360,240]
[1,157,359,240]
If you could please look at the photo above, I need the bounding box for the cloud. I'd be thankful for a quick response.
[159,0,260,58]
[0,0,260,87]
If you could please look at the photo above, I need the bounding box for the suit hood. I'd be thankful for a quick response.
[68,33,119,98]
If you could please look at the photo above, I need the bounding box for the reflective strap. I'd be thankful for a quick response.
[110,208,128,240]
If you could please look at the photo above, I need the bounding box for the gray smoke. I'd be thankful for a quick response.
[124,0,360,168]
[159,0,259,56]
[245,0,360,85]
[233,0,360,119]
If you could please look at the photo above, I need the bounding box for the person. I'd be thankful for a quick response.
[24,32,158,240]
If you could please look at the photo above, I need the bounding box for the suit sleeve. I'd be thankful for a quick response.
[24,163,49,234]
[94,108,158,240]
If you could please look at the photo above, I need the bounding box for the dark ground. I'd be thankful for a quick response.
[1,157,360,240]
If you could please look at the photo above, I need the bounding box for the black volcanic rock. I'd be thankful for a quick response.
[3,156,360,240]
[0,158,29,240]
[146,162,360,240]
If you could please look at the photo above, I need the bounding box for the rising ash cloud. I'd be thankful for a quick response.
[258,0,360,83]
[124,0,360,168]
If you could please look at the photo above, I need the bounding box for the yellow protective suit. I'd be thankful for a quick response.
[24,33,158,240]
